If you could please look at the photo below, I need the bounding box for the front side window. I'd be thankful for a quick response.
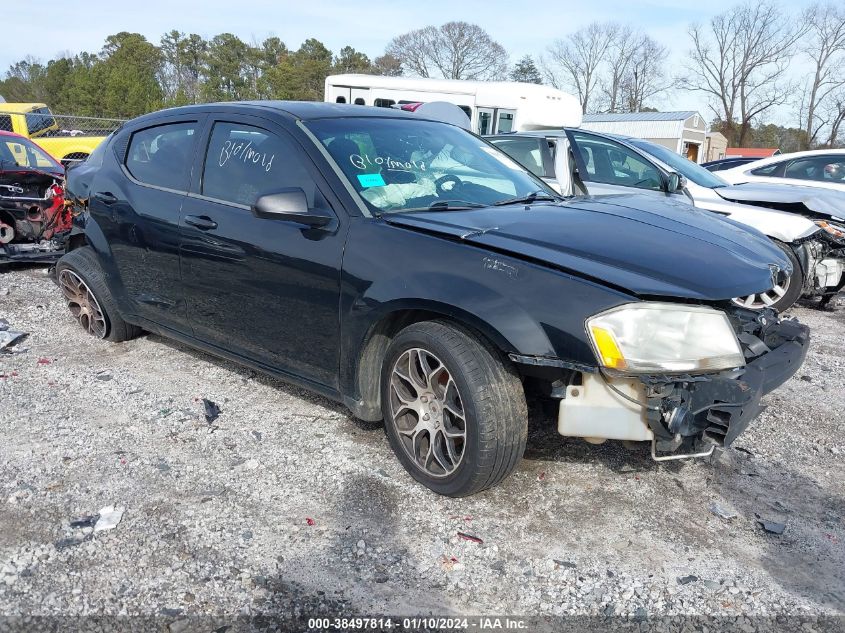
[784,156,845,182]
[202,121,313,207]
[305,117,552,215]
[570,131,662,191]
[126,122,197,190]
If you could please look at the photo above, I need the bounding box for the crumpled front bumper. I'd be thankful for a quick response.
[642,313,810,455]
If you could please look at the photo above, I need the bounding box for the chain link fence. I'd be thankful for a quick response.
[0,109,125,165]
[0,110,125,135]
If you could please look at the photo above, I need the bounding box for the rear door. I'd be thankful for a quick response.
[89,115,203,332]
[179,114,347,387]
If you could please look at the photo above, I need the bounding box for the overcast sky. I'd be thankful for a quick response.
[2,0,817,123]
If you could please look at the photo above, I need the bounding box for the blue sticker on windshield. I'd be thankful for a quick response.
[357,173,386,187]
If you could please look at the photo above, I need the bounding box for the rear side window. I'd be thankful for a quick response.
[489,137,548,178]
[750,162,784,177]
[126,122,197,191]
[0,115,12,132]
[201,121,314,207]
[25,107,56,135]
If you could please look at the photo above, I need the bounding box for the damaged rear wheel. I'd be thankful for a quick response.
[56,247,141,342]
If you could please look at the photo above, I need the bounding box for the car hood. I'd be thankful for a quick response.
[384,194,791,300]
[714,182,845,222]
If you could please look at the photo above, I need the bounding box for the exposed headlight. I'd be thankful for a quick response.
[815,220,845,239]
[587,303,745,374]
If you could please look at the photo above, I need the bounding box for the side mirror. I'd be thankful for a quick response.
[665,172,686,193]
[252,188,332,227]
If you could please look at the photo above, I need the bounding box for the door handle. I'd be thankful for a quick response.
[184,215,218,231]
[93,191,117,205]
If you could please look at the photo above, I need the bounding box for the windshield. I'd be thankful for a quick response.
[628,138,728,189]
[304,117,555,215]
[0,135,63,173]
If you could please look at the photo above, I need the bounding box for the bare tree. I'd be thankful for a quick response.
[385,22,508,80]
[542,22,615,113]
[798,2,845,148]
[679,2,806,146]
[825,90,845,147]
[620,36,669,112]
[601,25,639,112]
[373,54,403,77]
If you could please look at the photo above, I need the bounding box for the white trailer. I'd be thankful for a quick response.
[324,74,582,135]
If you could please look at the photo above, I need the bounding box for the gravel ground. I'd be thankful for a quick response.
[1,266,843,630]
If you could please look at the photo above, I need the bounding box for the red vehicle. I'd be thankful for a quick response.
[0,130,69,264]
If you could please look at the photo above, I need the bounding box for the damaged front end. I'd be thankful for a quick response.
[640,308,809,458]
[0,169,69,264]
[796,224,845,308]
[555,305,809,461]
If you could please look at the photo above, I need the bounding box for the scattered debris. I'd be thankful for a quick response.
[37,357,51,365]
[554,560,577,569]
[95,369,113,381]
[305,518,315,526]
[756,519,786,535]
[799,375,813,382]
[537,471,546,481]
[94,505,125,532]
[709,502,737,520]
[733,446,754,457]
[457,532,483,544]
[677,575,699,585]
[69,515,98,529]
[0,319,28,351]
[54,535,89,550]
[202,399,221,423]
[0,287,9,296]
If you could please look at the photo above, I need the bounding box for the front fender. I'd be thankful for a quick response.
[357,275,556,357]
[338,218,635,403]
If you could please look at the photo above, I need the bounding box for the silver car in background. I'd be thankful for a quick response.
[487,129,845,311]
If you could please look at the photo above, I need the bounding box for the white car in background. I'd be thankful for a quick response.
[717,149,845,193]
[486,129,845,311]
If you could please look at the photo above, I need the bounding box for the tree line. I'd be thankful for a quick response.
[1,1,844,149]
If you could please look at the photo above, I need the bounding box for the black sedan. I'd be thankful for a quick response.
[60,102,808,496]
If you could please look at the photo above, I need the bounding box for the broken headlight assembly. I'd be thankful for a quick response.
[586,303,745,375]
[814,220,845,242]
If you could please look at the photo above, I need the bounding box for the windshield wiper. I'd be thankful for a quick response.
[493,190,561,206]
[426,200,487,211]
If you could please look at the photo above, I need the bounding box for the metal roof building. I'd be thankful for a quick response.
[581,111,708,163]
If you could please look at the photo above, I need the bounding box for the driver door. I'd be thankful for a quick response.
[565,130,674,198]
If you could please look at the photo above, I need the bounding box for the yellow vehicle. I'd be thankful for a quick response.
[0,103,124,166]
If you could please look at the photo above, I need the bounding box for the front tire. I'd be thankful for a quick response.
[381,321,527,496]
[56,247,141,342]
[733,240,803,312]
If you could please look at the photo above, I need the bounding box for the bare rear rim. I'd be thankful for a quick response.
[58,269,107,339]
[388,347,467,479]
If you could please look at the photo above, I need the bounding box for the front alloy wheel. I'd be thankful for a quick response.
[380,321,527,496]
[388,347,467,478]
[732,240,804,312]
